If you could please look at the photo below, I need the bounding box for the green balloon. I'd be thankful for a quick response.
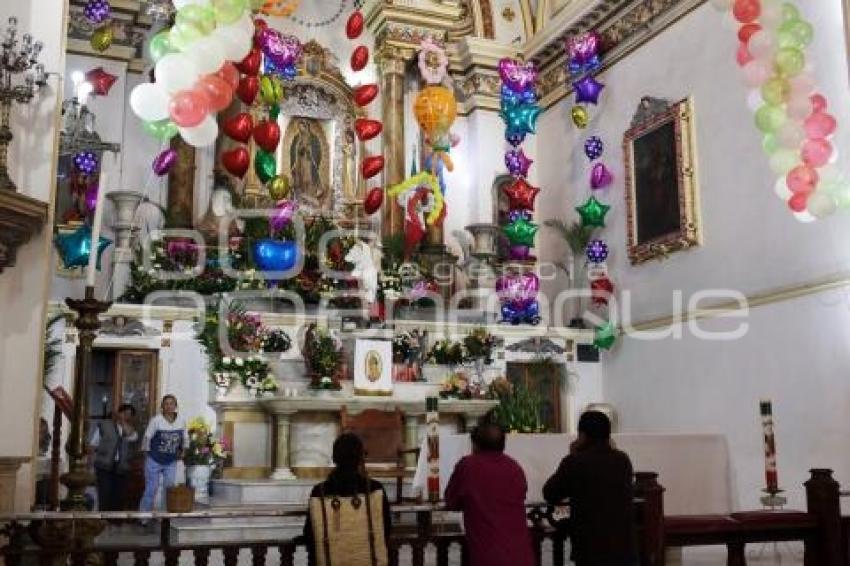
[212,0,248,24]
[255,150,276,184]
[170,22,204,50]
[143,119,178,141]
[831,185,850,209]
[760,78,789,105]
[593,321,617,350]
[769,149,798,175]
[754,104,787,133]
[762,133,780,155]
[148,30,172,63]
[775,47,805,77]
[778,19,813,49]
[781,2,800,22]
[177,5,216,36]
[502,217,539,247]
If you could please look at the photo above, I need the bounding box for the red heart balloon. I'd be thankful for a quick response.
[223,113,254,143]
[364,187,383,215]
[346,11,364,39]
[351,45,369,72]
[236,76,259,105]
[253,120,281,153]
[221,147,250,178]
[354,84,379,107]
[236,48,261,76]
[354,119,382,141]
[361,156,384,179]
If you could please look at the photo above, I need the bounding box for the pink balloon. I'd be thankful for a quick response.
[736,42,753,66]
[742,60,771,88]
[270,200,297,232]
[810,94,828,113]
[788,192,809,212]
[776,121,805,149]
[169,89,209,127]
[786,94,812,121]
[788,73,815,96]
[804,112,837,139]
[197,74,232,112]
[216,62,240,90]
[801,138,833,167]
[786,165,818,194]
[496,272,539,307]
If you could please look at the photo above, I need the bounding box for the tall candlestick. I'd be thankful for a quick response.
[85,171,107,287]
[759,400,778,493]
[426,396,440,503]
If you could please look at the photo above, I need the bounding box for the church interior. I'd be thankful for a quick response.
[1,0,850,564]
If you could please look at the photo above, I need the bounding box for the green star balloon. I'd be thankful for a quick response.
[593,320,617,350]
[503,217,539,247]
[499,100,541,136]
[576,196,611,228]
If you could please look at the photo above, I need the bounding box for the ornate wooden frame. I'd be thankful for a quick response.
[623,96,700,265]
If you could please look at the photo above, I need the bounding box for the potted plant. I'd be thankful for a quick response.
[303,324,343,391]
[489,378,547,433]
[544,219,594,327]
[184,417,229,503]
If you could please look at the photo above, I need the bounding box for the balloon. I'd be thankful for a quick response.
[769,149,799,175]
[573,75,605,105]
[414,86,458,139]
[54,224,112,270]
[788,192,808,212]
[179,114,219,147]
[590,162,614,189]
[216,62,240,89]
[591,276,615,307]
[508,245,530,260]
[801,138,833,168]
[255,150,276,183]
[565,32,601,76]
[253,120,281,152]
[269,200,297,232]
[774,177,793,200]
[258,28,302,68]
[351,45,369,72]
[85,67,117,96]
[759,1,783,28]
[364,187,383,215]
[236,48,262,76]
[169,89,209,127]
[498,58,537,92]
[354,84,379,107]
[586,239,609,263]
[776,121,804,148]
[754,104,786,133]
[90,25,114,53]
[84,0,111,23]
[505,131,526,146]
[776,47,805,76]
[508,210,531,223]
[215,20,253,61]
[732,0,760,23]
[152,148,178,176]
[505,149,533,178]
[500,99,540,138]
[593,321,616,350]
[73,151,99,175]
[346,10,364,39]
[584,136,604,160]
[804,112,837,139]
[361,156,385,179]
[786,165,818,194]
[236,75,259,104]
[221,146,250,177]
[807,191,837,218]
[259,74,284,105]
[252,239,299,273]
[196,74,233,112]
[742,60,772,88]
[142,119,179,141]
[738,23,762,43]
[736,42,753,66]
[571,106,589,128]
[268,175,291,200]
[156,53,200,94]
[761,77,789,105]
[762,133,779,154]
[185,36,226,75]
[778,18,813,49]
[354,119,382,141]
[222,112,253,142]
[496,272,539,306]
[503,178,540,210]
[84,184,99,212]
[575,196,611,228]
[811,94,828,113]
[212,0,248,24]
[149,30,173,63]
[176,4,216,36]
[500,300,541,325]
[129,83,170,122]
[786,93,812,120]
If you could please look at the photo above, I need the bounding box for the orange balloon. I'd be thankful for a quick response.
[261,0,300,16]
[197,75,233,112]
[413,86,457,139]
[216,62,240,90]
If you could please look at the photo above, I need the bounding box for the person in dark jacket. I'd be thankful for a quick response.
[302,433,391,566]
[543,411,637,566]
[88,403,138,511]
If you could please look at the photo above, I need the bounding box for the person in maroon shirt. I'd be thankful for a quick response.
[444,421,534,566]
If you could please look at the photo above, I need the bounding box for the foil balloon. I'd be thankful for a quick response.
[503,178,540,211]
[503,217,539,247]
[354,119,383,141]
[566,31,601,76]
[54,223,112,270]
[593,320,617,350]
[252,239,299,273]
[571,106,589,128]
[585,239,609,263]
[258,29,302,69]
[255,150,276,184]
[351,45,369,72]
[574,75,605,105]
[221,147,250,178]
[576,196,611,228]
[508,209,532,223]
[236,48,262,76]
[346,10,364,39]
[500,100,541,137]
[590,162,614,189]
[498,58,537,93]
[152,148,177,176]
[236,76,259,105]
[267,175,291,200]
[506,131,526,147]
[142,119,178,141]
[361,156,385,179]
[414,86,457,140]
[259,74,284,106]
[496,272,540,306]
[501,300,541,325]
[84,0,111,24]
[84,184,99,213]
[584,136,605,160]
[354,84,379,107]
[591,276,615,307]
[508,244,531,260]
[222,113,254,143]
[90,25,113,53]
[85,67,117,96]
[73,151,99,175]
[253,120,281,153]
[364,187,384,215]
[505,149,533,178]
[270,200,297,232]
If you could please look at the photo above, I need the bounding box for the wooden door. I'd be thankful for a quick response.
[506,361,563,432]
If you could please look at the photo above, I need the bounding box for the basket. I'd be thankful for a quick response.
[166,485,194,513]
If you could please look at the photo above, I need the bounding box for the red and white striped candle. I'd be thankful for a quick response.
[760,400,779,493]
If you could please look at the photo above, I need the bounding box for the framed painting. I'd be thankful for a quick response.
[623,97,701,265]
[353,339,393,396]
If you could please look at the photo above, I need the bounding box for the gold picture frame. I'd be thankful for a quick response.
[623,96,701,265]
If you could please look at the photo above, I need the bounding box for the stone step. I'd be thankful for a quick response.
[170,520,303,545]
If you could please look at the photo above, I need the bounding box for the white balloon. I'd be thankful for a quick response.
[129,82,170,122]
[155,53,200,94]
[777,121,805,149]
[788,72,815,96]
[759,1,783,29]
[185,36,225,75]
[774,178,793,200]
[745,89,764,111]
[215,22,252,62]
[179,114,219,147]
[792,210,816,223]
[748,31,776,61]
[786,94,812,120]
[807,191,838,218]
[173,0,210,8]
[742,60,772,88]
[708,0,732,11]
[818,164,842,185]
[232,12,254,37]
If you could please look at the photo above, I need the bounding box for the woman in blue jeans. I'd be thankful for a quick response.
[139,395,189,519]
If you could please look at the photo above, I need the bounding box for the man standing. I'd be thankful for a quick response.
[89,403,138,511]
[139,395,188,515]
[444,421,534,566]
[543,411,637,566]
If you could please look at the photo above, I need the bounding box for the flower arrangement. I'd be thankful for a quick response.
[185,417,229,467]
[393,332,414,363]
[462,327,498,364]
[260,328,292,354]
[489,378,546,433]
[302,324,342,389]
[439,371,472,399]
[427,338,465,366]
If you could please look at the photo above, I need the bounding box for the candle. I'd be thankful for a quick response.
[426,396,440,503]
[86,172,107,287]
[759,400,779,493]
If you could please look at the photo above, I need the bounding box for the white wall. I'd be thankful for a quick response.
[535,2,850,510]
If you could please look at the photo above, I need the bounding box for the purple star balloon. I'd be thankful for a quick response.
[84,0,111,24]
[73,151,99,175]
[505,149,533,177]
[584,136,604,161]
[574,75,605,105]
[590,162,614,189]
[586,239,609,264]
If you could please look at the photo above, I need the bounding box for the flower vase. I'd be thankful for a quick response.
[186,464,212,503]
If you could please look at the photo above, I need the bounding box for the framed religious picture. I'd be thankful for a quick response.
[353,339,393,396]
[623,97,701,264]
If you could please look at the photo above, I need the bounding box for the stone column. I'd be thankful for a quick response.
[378,47,409,239]
[106,191,143,300]
[404,414,420,468]
[271,412,296,480]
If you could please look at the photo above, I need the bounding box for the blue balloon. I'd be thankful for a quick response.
[501,300,540,325]
[252,239,299,274]
[54,223,112,270]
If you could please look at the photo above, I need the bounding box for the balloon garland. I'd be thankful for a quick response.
[565,32,617,350]
[711,0,846,221]
[497,57,541,324]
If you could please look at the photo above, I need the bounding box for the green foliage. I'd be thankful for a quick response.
[43,315,63,385]
[544,218,594,254]
[490,379,546,433]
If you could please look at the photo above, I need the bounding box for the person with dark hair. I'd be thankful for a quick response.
[444,421,534,566]
[302,433,391,566]
[88,403,137,510]
[139,395,188,517]
[543,411,637,566]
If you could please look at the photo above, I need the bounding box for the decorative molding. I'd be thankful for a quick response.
[0,191,49,275]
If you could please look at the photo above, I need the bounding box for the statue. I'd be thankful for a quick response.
[341,126,358,202]
[288,119,328,210]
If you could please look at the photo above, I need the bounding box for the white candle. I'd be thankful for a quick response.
[86,172,107,287]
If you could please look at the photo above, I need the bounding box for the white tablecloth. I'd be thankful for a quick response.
[412,433,736,515]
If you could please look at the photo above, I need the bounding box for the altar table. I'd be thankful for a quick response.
[412,433,736,515]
